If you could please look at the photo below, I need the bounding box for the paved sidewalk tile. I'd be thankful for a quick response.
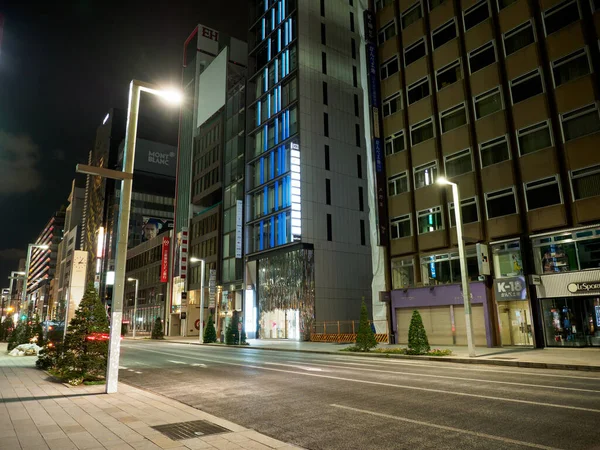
[0,343,302,450]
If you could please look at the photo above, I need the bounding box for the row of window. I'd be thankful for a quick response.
[191,213,218,239]
[192,167,220,197]
[190,236,218,261]
[126,244,162,273]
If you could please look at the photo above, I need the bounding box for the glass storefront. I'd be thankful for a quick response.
[541,297,600,347]
[260,308,300,339]
[532,228,600,274]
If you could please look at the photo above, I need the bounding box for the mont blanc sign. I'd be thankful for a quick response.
[567,282,600,294]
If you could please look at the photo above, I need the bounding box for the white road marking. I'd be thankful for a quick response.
[330,404,563,450]
[265,362,323,372]
[283,360,600,393]
[123,345,600,413]
[118,366,128,370]
[134,371,143,374]
[167,360,187,365]
[191,363,207,367]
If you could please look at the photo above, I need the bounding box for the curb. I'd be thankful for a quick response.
[159,340,600,372]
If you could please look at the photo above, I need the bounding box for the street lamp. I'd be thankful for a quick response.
[127,278,139,339]
[77,80,182,394]
[190,257,206,343]
[436,177,476,357]
[22,244,49,318]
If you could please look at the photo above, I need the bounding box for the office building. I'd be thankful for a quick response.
[369,0,600,347]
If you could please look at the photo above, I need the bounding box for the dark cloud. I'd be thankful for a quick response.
[0,130,42,194]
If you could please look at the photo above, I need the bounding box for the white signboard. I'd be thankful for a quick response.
[477,243,490,276]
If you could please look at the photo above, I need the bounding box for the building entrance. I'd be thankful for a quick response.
[498,300,533,346]
[260,308,300,340]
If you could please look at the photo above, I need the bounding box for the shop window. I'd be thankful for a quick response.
[510,69,544,104]
[414,161,438,189]
[417,206,444,234]
[407,76,430,105]
[404,38,426,67]
[410,118,435,146]
[560,103,600,142]
[382,92,403,117]
[436,59,462,91]
[503,21,535,56]
[535,241,578,273]
[463,0,489,31]
[391,214,412,239]
[429,0,446,11]
[440,103,467,133]
[525,175,562,211]
[543,0,580,36]
[473,86,503,120]
[552,48,591,87]
[378,20,397,46]
[449,196,479,226]
[380,56,400,80]
[570,164,600,200]
[517,120,553,156]
[388,172,409,196]
[485,186,517,218]
[492,240,524,277]
[385,130,406,156]
[468,41,496,74]
[497,0,517,9]
[432,19,457,50]
[391,258,414,289]
[444,148,473,178]
[480,135,510,168]
[402,2,423,29]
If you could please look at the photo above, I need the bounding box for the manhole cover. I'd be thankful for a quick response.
[489,357,517,360]
[152,420,230,440]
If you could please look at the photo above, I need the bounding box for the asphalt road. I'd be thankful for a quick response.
[119,341,600,450]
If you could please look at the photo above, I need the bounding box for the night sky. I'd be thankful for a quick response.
[0,1,248,286]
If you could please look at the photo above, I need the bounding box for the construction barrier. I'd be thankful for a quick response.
[310,320,389,344]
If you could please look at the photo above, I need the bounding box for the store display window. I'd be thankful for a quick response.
[532,227,600,274]
[541,297,600,347]
[420,247,479,285]
[492,240,523,278]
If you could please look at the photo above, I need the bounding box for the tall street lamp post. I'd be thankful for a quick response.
[22,244,49,318]
[127,278,139,339]
[76,80,181,394]
[190,257,206,343]
[436,177,476,357]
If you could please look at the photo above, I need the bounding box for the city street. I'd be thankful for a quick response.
[120,341,600,450]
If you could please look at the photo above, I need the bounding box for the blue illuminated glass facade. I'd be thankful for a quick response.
[247,0,299,254]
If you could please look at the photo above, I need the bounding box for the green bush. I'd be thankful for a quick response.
[428,348,452,356]
[151,317,164,340]
[0,318,14,342]
[407,310,430,355]
[203,315,217,344]
[7,320,34,351]
[225,311,246,345]
[354,300,377,352]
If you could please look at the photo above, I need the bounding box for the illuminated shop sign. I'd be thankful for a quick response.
[290,142,301,240]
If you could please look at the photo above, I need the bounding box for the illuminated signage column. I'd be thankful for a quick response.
[290,142,301,240]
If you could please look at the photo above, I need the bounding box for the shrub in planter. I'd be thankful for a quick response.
[203,315,217,344]
[151,317,164,340]
[407,310,430,355]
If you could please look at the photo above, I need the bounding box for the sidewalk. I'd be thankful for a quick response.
[0,344,301,450]
[164,336,600,371]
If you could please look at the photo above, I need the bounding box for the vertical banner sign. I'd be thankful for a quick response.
[180,227,189,280]
[235,200,243,258]
[476,243,490,276]
[364,10,389,247]
[160,237,170,283]
[209,269,216,308]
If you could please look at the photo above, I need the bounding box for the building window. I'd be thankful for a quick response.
[510,68,544,104]
[326,178,331,205]
[378,20,397,46]
[322,81,328,105]
[435,59,462,91]
[355,124,361,147]
[391,257,414,289]
[418,206,444,234]
[358,186,364,211]
[486,187,518,218]
[322,52,327,74]
[463,0,490,31]
[382,92,402,117]
[327,214,332,241]
[570,164,600,200]
[325,145,330,170]
[480,135,510,167]
[432,19,457,50]
[543,0,580,36]
[560,103,600,142]
[517,120,553,156]
[449,197,479,226]
[407,76,430,105]
[391,214,412,239]
[414,161,438,189]
[357,154,362,179]
[532,228,600,274]
[351,38,357,59]
[552,48,591,87]
[354,94,360,117]
[320,0,325,16]
[385,130,406,156]
[474,86,503,120]
[380,56,400,80]
[445,148,473,178]
[404,38,426,67]
[376,0,394,10]
[360,220,366,245]
[440,103,467,133]
[525,175,562,211]
[350,11,355,32]
[421,248,479,285]
[410,118,435,146]
[324,112,329,137]
[388,172,409,196]
[353,66,358,87]
[497,0,518,9]
[402,2,423,29]
[503,21,535,56]
[321,23,327,45]
[468,41,496,73]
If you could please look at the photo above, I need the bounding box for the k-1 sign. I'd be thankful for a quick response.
[494,277,527,300]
